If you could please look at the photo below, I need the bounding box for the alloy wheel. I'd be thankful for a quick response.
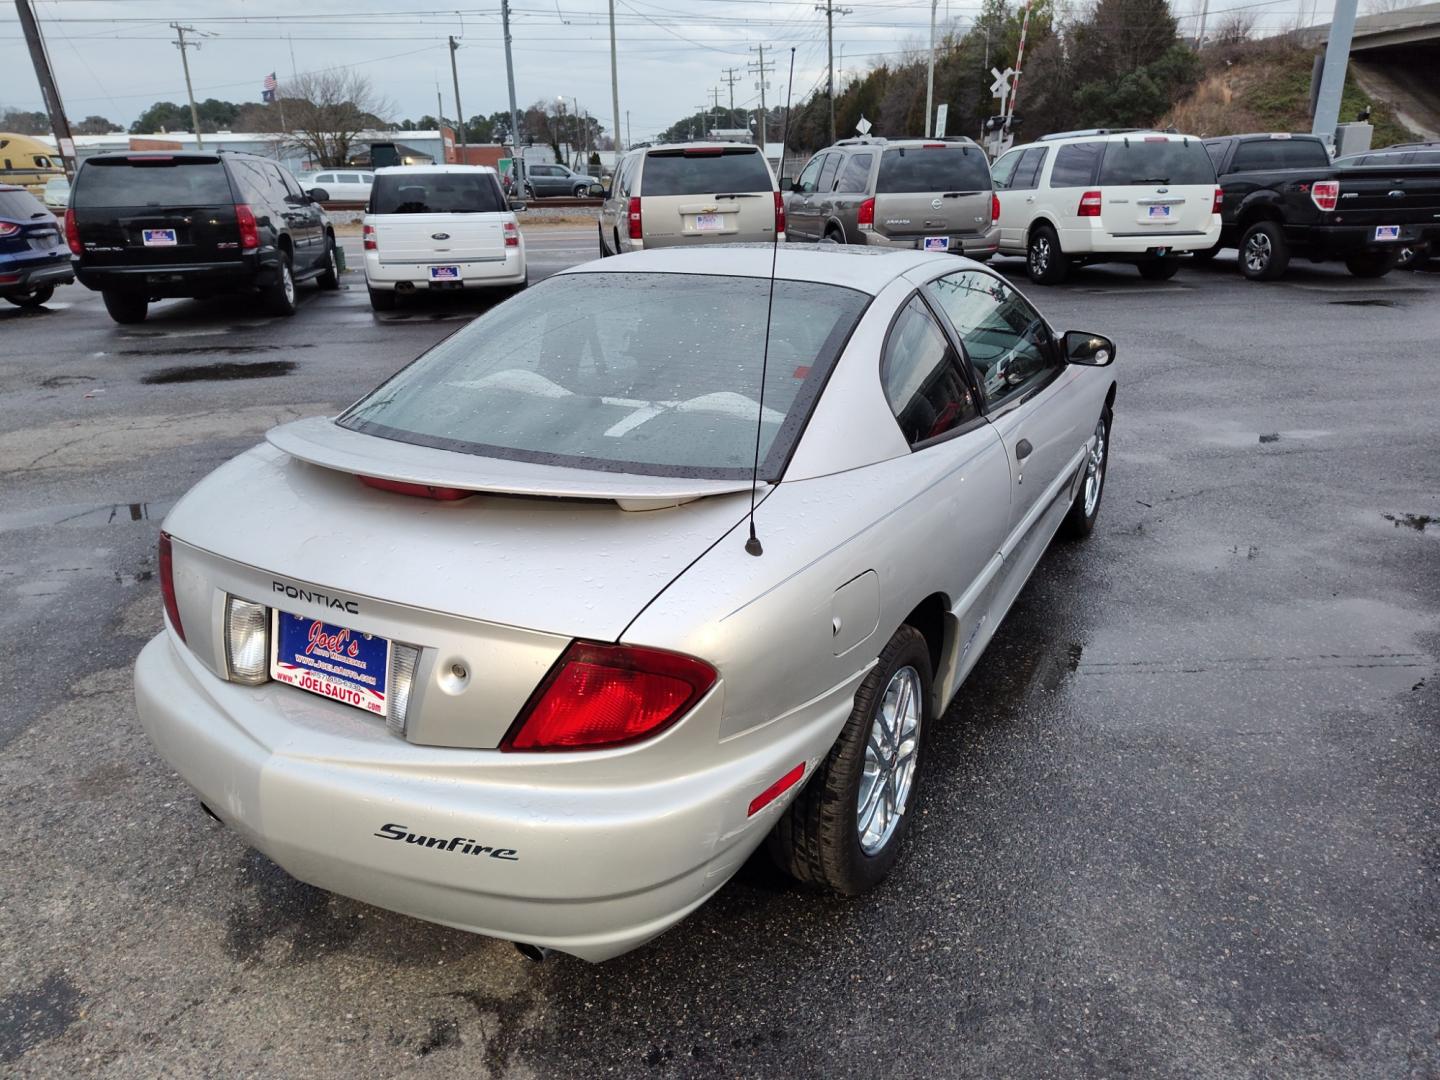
[857,664,922,856]
[1244,232,1271,275]
[1031,236,1050,275]
[282,263,295,305]
[1083,416,1107,517]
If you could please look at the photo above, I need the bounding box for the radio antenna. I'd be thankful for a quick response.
[744,46,796,558]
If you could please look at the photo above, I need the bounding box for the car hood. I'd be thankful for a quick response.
[162,440,754,641]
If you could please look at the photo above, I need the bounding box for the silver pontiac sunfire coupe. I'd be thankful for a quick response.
[135,245,1116,962]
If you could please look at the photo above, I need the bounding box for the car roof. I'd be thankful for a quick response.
[374,164,497,175]
[1020,130,1203,149]
[0,183,23,192]
[638,142,763,154]
[560,244,965,295]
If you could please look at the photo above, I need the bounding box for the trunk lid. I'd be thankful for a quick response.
[1329,164,1440,222]
[1095,136,1217,238]
[872,143,993,244]
[368,212,508,264]
[638,147,777,246]
[70,155,242,266]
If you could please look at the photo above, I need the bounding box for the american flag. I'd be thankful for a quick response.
[262,72,277,103]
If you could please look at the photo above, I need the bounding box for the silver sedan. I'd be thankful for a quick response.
[134,245,1116,962]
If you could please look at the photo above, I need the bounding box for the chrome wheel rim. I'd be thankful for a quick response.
[1083,416,1107,517]
[1244,232,1270,273]
[282,263,295,304]
[1031,236,1050,275]
[327,244,337,277]
[857,665,922,856]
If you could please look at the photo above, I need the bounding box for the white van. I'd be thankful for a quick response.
[992,130,1221,283]
[362,165,526,311]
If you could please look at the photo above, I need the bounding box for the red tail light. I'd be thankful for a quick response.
[857,196,875,232]
[362,223,377,251]
[774,190,786,235]
[503,220,519,247]
[1212,187,1224,214]
[357,475,472,500]
[502,641,717,752]
[1078,190,1103,217]
[1310,180,1339,212]
[627,196,643,240]
[63,208,81,254]
[991,192,1000,222]
[158,531,186,642]
[235,204,259,251]
[0,221,20,238]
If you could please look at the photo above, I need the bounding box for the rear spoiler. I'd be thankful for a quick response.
[267,416,759,512]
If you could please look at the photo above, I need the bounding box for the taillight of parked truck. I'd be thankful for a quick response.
[1310,181,1339,212]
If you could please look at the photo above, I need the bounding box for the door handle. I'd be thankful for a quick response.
[1015,439,1033,461]
[1025,196,1035,203]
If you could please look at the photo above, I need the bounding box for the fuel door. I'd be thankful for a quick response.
[831,570,880,658]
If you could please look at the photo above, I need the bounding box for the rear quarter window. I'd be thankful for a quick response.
[640,150,773,196]
[0,189,49,219]
[371,173,504,214]
[877,146,991,193]
[1049,142,1104,187]
[1230,139,1331,171]
[1098,139,1216,186]
[73,160,235,208]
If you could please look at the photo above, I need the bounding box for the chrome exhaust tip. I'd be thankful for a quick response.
[514,942,553,963]
[395,281,416,293]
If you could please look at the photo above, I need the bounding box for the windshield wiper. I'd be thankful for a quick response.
[714,192,762,199]
[942,191,982,198]
[1134,177,1170,184]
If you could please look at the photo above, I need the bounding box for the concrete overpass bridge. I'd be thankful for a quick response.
[1305,2,1440,140]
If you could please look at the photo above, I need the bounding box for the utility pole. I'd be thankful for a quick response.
[170,23,206,149]
[748,43,774,147]
[814,0,851,144]
[501,0,522,163]
[1312,0,1359,143]
[692,102,707,141]
[1195,0,1210,48]
[14,0,77,178]
[608,0,623,153]
[626,109,631,147]
[708,86,722,136]
[925,0,939,137]
[449,35,467,157]
[721,66,741,117]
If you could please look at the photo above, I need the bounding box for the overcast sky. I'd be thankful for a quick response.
[2,0,1355,143]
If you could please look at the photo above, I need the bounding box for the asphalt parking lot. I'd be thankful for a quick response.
[2,227,1437,1079]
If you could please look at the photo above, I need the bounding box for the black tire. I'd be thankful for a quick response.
[316,234,340,290]
[1060,404,1112,540]
[263,250,297,316]
[310,188,330,202]
[102,290,147,324]
[1396,244,1425,270]
[1190,241,1223,263]
[368,287,397,312]
[1345,250,1398,278]
[1027,224,1069,285]
[1137,257,1180,281]
[768,624,932,895]
[824,225,846,245]
[597,222,610,257]
[1239,220,1288,281]
[5,285,54,308]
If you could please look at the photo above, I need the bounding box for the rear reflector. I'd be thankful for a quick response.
[387,643,422,737]
[158,532,185,642]
[627,196,642,240]
[748,762,806,816]
[502,641,717,751]
[235,204,259,251]
[1078,190,1103,217]
[774,190,785,235]
[63,208,81,254]
[857,196,875,232]
[358,475,473,501]
[1310,180,1340,212]
[224,596,269,684]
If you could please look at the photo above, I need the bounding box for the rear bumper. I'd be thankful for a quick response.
[75,251,276,296]
[134,632,849,961]
[0,254,74,292]
[862,224,1000,256]
[364,248,526,289]
[1284,222,1432,257]
[1060,219,1222,256]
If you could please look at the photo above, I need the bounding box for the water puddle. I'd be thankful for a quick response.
[142,361,296,384]
[120,344,306,357]
[1329,298,1399,308]
[1382,512,1435,532]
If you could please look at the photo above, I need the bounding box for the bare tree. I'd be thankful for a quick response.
[1364,0,1424,12]
[1213,8,1257,43]
[257,70,393,168]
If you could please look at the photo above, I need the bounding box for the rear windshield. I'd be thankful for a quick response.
[370,172,504,214]
[1097,139,1216,186]
[1231,138,1330,171]
[339,272,869,480]
[73,160,234,207]
[640,150,772,197]
[0,189,50,220]
[876,146,991,193]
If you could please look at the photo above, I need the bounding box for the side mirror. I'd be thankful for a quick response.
[587,182,605,198]
[307,188,325,202]
[1063,330,1116,366]
[508,198,528,212]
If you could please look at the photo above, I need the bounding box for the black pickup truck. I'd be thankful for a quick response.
[1198,133,1440,280]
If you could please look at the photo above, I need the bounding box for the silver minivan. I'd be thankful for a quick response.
[597,143,784,256]
[784,136,999,258]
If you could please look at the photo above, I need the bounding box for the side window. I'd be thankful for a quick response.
[270,163,300,201]
[1204,141,1228,171]
[990,149,1023,190]
[836,152,873,193]
[1010,147,1048,190]
[232,161,269,204]
[795,154,825,194]
[880,296,979,447]
[925,270,1060,406]
[315,173,334,184]
[1049,142,1102,187]
[816,153,841,193]
[278,167,306,200]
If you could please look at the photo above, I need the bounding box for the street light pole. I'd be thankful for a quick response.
[925,0,939,137]
[449,36,467,157]
[609,0,623,153]
[170,23,205,150]
[14,0,77,178]
[501,0,522,163]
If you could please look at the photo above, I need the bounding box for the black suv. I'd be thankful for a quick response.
[67,151,338,324]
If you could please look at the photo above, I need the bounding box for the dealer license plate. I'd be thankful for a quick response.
[922,236,950,252]
[1374,225,1400,241]
[695,213,723,232]
[429,265,460,280]
[1147,205,1172,219]
[271,612,389,716]
[142,228,177,246]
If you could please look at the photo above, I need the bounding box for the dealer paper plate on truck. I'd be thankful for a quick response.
[271,612,389,715]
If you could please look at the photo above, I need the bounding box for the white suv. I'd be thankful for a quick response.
[362,165,526,311]
[992,130,1221,283]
